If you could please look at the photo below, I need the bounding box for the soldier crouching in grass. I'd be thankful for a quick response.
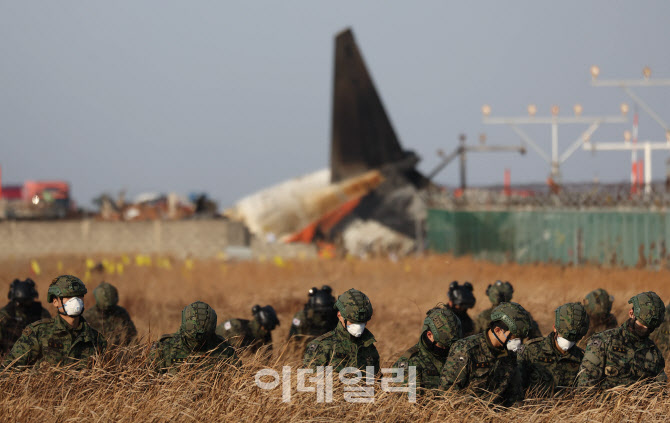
[577,291,667,390]
[83,282,137,347]
[2,275,106,370]
[303,288,380,376]
[439,302,531,407]
[393,307,462,394]
[149,301,240,375]
[517,302,589,397]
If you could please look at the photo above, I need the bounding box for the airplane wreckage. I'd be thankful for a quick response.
[226,29,430,257]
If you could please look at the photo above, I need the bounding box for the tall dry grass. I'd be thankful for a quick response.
[0,254,669,421]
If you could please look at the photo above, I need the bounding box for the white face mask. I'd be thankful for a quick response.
[346,322,366,338]
[556,336,575,352]
[506,338,522,352]
[60,297,84,317]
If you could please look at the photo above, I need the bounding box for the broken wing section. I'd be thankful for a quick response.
[225,169,383,241]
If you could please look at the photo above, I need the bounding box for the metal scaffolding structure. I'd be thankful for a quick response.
[481,104,627,181]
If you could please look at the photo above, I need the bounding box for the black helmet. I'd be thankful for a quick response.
[307,285,336,311]
[8,278,39,305]
[252,305,280,331]
[448,281,476,308]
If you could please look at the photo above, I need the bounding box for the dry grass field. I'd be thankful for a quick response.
[1,254,669,422]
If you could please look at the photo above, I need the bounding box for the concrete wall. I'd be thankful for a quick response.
[0,219,251,258]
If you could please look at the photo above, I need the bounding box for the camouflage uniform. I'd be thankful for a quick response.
[0,279,51,354]
[2,275,106,370]
[393,307,462,391]
[439,302,531,406]
[82,282,137,346]
[303,289,380,375]
[579,288,618,349]
[287,285,338,349]
[577,292,667,389]
[216,305,279,355]
[150,301,240,374]
[473,281,542,338]
[650,303,670,356]
[517,303,589,396]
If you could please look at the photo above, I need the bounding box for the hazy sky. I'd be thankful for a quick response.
[2,1,669,208]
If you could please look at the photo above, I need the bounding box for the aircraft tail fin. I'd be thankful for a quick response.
[330,28,424,186]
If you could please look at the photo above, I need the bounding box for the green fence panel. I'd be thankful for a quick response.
[427,209,670,268]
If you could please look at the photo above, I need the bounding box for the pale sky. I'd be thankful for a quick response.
[1,1,669,208]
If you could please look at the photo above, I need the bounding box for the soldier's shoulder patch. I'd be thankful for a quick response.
[223,321,232,331]
[306,342,319,353]
[398,361,407,368]
[292,318,301,327]
[587,337,602,349]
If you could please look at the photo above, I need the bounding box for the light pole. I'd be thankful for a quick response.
[583,131,670,194]
[590,66,670,191]
[427,133,526,188]
[482,104,627,181]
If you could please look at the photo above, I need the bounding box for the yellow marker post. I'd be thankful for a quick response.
[86,258,95,269]
[30,259,41,276]
[57,261,63,272]
[116,263,124,275]
[121,255,130,266]
[273,256,286,268]
[184,259,194,271]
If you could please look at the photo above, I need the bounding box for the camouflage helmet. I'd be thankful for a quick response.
[93,282,119,310]
[554,302,590,342]
[180,301,217,341]
[8,278,39,304]
[422,307,462,348]
[486,280,514,306]
[47,275,87,302]
[584,288,613,316]
[334,288,373,323]
[628,291,665,330]
[490,302,531,338]
[252,305,280,331]
[448,281,476,308]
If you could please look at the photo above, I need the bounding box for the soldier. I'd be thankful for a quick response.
[517,302,589,396]
[149,301,239,374]
[442,281,476,336]
[577,291,667,389]
[303,288,380,375]
[578,288,617,348]
[650,302,670,356]
[2,275,106,370]
[474,280,542,338]
[439,302,531,406]
[393,307,462,392]
[216,305,279,355]
[287,285,338,348]
[82,282,137,346]
[0,278,51,354]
